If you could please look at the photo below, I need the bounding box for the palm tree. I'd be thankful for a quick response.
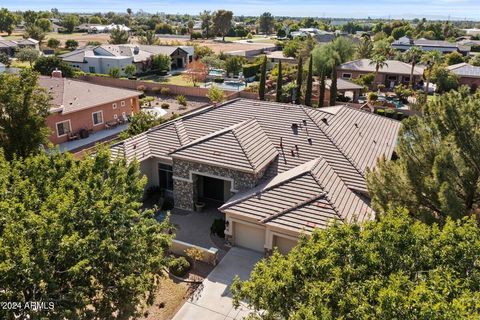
[356,37,373,59]
[421,50,443,94]
[404,46,424,88]
[369,54,388,89]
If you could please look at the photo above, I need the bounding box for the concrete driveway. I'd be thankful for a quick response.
[173,247,263,320]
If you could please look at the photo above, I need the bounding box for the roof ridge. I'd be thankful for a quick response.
[260,192,327,223]
[231,118,257,170]
[302,106,365,178]
[173,120,191,146]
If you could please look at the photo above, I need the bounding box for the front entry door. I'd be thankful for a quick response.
[203,176,225,202]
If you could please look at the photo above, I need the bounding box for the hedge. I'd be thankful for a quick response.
[243,63,262,78]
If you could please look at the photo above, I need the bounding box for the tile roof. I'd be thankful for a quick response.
[447,63,480,78]
[321,78,364,91]
[38,76,141,115]
[170,118,278,173]
[338,59,424,76]
[220,157,374,233]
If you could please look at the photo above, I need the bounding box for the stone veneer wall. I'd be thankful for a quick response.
[172,158,257,211]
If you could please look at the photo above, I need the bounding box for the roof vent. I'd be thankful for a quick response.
[302,119,307,126]
[321,118,328,125]
[291,123,298,130]
[354,123,359,128]
[307,137,313,145]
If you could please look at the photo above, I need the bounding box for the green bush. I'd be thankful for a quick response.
[160,87,171,95]
[176,95,187,106]
[376,109,385,116]
[210,218,225,238]
[385,109,395,118]
[367,92,378,102]
[161,103,170,109]
[243,62,262,78]
[168,257,190,277]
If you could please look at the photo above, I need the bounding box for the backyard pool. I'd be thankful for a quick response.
[209,68,225,77]
[206,80,246,91]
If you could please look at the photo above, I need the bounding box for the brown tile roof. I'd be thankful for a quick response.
[38,76,141,115]
[220,157,374,233]
[447,63,480,78]
[170,118,278,173]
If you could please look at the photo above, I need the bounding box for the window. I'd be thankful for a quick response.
[92,111,103,126]
[158,163,173,191]
[403,76,410,83]
[342,73,352,79]
[113,114,118,119]
[121,100,126,107]
[56,120,71,137]
[122,112,126,116]
[89,66,96,73]
[112,103,117,109]
[387,75,398,81]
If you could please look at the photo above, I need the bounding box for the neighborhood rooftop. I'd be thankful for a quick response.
[38,76,140,114]
[447,63,480,78]
[338,59,424,75]
[111,99,400,231]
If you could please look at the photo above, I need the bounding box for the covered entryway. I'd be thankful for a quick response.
[273,235,297,255]
[197,175,232,203]
[233,222,265,253]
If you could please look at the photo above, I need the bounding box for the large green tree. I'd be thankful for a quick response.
[304,54,313,107]
[0,8,17,35]
[0,70,50,160]
[367,87,480,222]
[258,12,274,35]
[34,56,75,78]
[109,26,130,44]
[212,10,233,42]
[403,46,423,88]
[259,55,267,101]
[62,14,80,33]
[0,150,172,319]
[232,209,480,319]
[275,61,283,102]
[15,47,40,66]
[295,56,302,104]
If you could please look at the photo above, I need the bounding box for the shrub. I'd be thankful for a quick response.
[247,33,253,39]
[243,62,262,78]
[176,95,187,106]
[376,109,385,116]
[385,109,395,118]
[213,77,224,83]
[161,103,170,109]
[160,87,171,95]
[210,218,225,238]
[377,84,386,91]
[168,257,190,277]
[191,32,203,39]
[367,92,378,102]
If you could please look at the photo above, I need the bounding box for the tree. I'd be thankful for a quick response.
[368,87,480,222]
[108,67,121,78]
[328,37,354,105]
[421,50,443,93]
[152,54,171,72]
[404,46,423,88]
[305,55,313,106]
[275,61,283,102]
[373,39,393,58]
[259,12,275,35]
[445,51,464,66]
[207,86,226,105]
[34,56,75,78]
[124,64,137,78]
[0,52,10,67]
[355,37,373,59]
[119,111,165,139]
[109,26,129,44]
[212,10,233,41]
[470,54,480,67]
[35,17,52,32]
[47,38,60,49]
[183,59,208,86]
[430,66,459,93]
[62,14,79,33]
[259,55,267,101]
[232,209,480,319]
[89,16,102,24]
[0,149,172,319]
[22,10,38,27]
[138,30,158,45]
[0,70,50,160]
[24,25,46,44]
[200,55,225,70]
[186,247,203,281]
[369,54,388,89]
[155,22,174,35]
[0,8,17,35]
[225,56,243,76]
[200,10,212,38]
[295,56,303,104]
[15,47,40,66]
[65,39,79,50]
[312,44,336,108]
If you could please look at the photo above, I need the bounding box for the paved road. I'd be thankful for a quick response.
[173,247,262,320]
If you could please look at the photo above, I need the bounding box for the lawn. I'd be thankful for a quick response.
[140,74,195,87]
[140,277,191,320]
[10,60,31,68]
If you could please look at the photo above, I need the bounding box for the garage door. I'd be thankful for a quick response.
[274,236,297,255]
[234,222,265,253]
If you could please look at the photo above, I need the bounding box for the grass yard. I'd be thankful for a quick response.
[10,60,31,68]
[140,74,195,87]
[140,277,191,320]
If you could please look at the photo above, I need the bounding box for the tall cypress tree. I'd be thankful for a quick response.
[276,61,282,103]
[259,55,267,101]
[295,56,303,104]
[318,68,326,108]
[305,55,313,107]
[329,67,337,106]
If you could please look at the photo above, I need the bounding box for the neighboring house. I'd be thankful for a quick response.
[39,71,141,145]
[76,23,131,33]
[110,99,400,255]
[60,44,194,75]
[0,37,40,57]
[447,62,480,89]
[337,59,424,89]
[265,50,296,64]
[291,28,336,43]
[314,78,364,105]
[462,28,480,36]
[392,36,471,55]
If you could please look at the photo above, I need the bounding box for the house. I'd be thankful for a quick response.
[76,23,131,34]
[60,44,194,75]
[39,71,141,145]
[447,62,480,89]
[291,28,336,43]
[0,37,40,57]
[110,99,400,255]
[337,59,424,89]
[314,78,364,105]
[392,36,471,55]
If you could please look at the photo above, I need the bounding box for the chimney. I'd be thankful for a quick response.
[52,68,62,78]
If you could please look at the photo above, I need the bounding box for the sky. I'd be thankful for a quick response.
[3,0,480,20]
